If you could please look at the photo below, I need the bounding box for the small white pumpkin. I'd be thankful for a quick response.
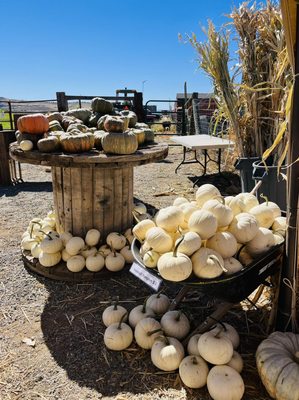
[235,192,259,211]
[175,232,201,256]
[106,232,126,250]
[198,329,234,365]
[41,217,56,229]
[105,251,126,271]
[228,212,259,243]
[155,206,184,232]
[85,228,101,247]
[133,202,147,215]
[39,251,61,267]
[102,303,127,327]
[266,201,281,218]
[80,246,97,259]
[273,233,285,245]
[146,293,170,315]
[237,246,254,266]
[224,196,243,216]
[223,257,243,275]
[187,334,201,356]
[209,323,240,349]
[160,310,190,340]
[21,236,39,251]
[195,184,221,208]
[151,336,185,371]
[86,252,105,272]
[31,242,42,258]
[272,216,287,237]
[66,236,85,256]
[40,234,63,254]
[250,203,275,229]
[124,228,134,245]
[173,197,189,206]
[134,317,162,349]
[145,227,173,253]
[191,248,225,279]
[120,245,134,264]
[246,227,275,257]
[104,314,133,351]
[180,203,198,224]
[19,140,33,151]
[207,365,245,400]
[207,232,238,259]
[139,241,152,257]
[66,255,85,272]
[179,355,209,389]
[98,244,112,257]
[143,250,160,268]
[203,198,233,227]
[132,219,156,241]
[226,350,243,373]
[128,303,155,328]
[188,210,218,240]
[59,231,73,246]
[62,248,72,262]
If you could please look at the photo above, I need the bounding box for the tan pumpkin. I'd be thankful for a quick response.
[103,116,124,132]
[101,130,138,155]
[134,317,162,349]
[160,310,190,340]
[207,365,245,400]
[146,292,170,315]
[37,136,60,153]
[198,328,234,365]
[17,113,49,134]
[132,129,146,145]
[60,132,95,153]
[256,331,299,400]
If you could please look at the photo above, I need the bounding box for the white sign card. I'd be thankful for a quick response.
[130,262,162,292]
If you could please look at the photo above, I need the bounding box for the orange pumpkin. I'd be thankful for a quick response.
[17,114,49,134]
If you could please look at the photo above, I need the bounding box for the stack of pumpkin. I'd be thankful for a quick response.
[16,97,155,155]
[102,293,245,400]
[21,210,136,272]
[132,184,286,282]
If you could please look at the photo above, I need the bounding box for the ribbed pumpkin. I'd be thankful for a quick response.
[104,116,124,133]
[17,114,49,134]
[120,110,137,127]
[91,97,113,114]
[101,131,138,155]
[60,132,95,153]
[37,136,60,153]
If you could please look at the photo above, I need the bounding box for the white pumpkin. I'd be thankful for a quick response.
[21,236,39,251]
[223,257,243,275]
[40,234,63,254]
[256,331,299,400]
[86,252,105,272]
[128,303,155,328]
[104,317,133,351]
[160,310,190,340]
[151,336,185,371]
[102,304,127,327]
[238,246,254,266]
[41,217,56,229]
[120,245,134,264]
[175,232,201,256]
[59,231,73,246]
[124,228,134,245]
[132,219,156,241]
[235,192,259,211]
[155,206,184,232]
[139,241,152,257]
[228,213,259,243]
[187,334,201,356]
[203,199,233,227]
[133,202,147,215]
[157,243,192,282]
[188,210,218,240]
[173,197,189,206]
[191,248,225,279]
[207,365,245,400]
[273,233,285,245]
[146,293,170,315]
[266,201,281,218]
[209,323,240,349]
[196,184,221,208]
[134,317,162,349]
[31,242,42,258]
[145,227,173,253]
[66,255,85,272]
[62,248,72,262]
[225,196,243,216]
[246,227,275,257]
[20,140,33,151]
[198,329,234,365]
[80,246,97,259]
[226,351,243,373]
[207,232,238,259]
[66,236,85,256]
[39,251,61,267]
[106,232,126,250]
[272,216,287,237]
[179,355,209,389]
[250,203,275,229]
[105,252,126,272]
[85,229,101,247]
[98,244,112,257]
[143,250,160,268]
[180,203,198,225]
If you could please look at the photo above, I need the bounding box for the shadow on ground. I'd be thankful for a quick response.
[190,172,241,195]
[0,181,53,197]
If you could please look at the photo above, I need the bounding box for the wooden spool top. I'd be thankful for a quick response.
[9,142,168,169]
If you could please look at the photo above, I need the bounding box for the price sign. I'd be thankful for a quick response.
[130,262,162,292]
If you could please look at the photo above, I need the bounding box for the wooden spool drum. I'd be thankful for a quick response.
[52,166,133,238]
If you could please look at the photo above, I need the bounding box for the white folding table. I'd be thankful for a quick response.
[171,135,234,185]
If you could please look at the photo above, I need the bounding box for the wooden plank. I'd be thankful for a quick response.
[62,167,73,234]
[54,167,64,234]
[81,167,93,234]
[103,168,114,237]
[0,132,12,185]
[128,166,134,228]
[93,168,105,235]
[121,166,133,231]
[71,168,83,236]
[113,168,122,233]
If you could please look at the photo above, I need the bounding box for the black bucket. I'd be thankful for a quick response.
[252,160,287,212]
[234,157,261,192]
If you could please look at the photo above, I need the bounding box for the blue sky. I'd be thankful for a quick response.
[2,0,247,103]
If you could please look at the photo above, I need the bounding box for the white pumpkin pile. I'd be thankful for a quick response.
[133,184,286,282]
[102,293,245,400]
[21,210,135,272]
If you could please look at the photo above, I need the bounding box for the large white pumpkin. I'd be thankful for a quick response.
[175,232,202,256]
[145,227,173,253]
[188,210,218,240]
[206,232,238,259]
[196,184,221,207]
[157,249,192,282]
[250,204,275,229]
[228,213,259,243]
[246,227,275,257]
[155,206,184,232]
[207,365,245,400]
[198,329,234,365]
[191,248,225,279]
[132,219,156,241]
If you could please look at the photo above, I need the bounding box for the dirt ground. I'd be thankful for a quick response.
[0,139,274,400]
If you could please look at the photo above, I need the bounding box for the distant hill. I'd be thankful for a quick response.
[0,97,90,113]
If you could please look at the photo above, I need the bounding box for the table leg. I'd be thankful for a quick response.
[218,149,222,173]
[175,146,206,174]
[175,146,187,173]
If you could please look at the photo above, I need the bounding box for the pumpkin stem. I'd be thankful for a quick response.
[209,316,227,332]
[145,250,154,262]
[216,195,225,205]
[192,356,198,365]
[175,310,182,322]
[39,230,53,240]
[236,244,246,261]
[29,224,34,239]
[112,297,119,310]
[132,211,141,224]
[156,289,164,299]
[260,193,269,206]
[147,328,163,336]
[155,334,169,345]
[117,312,128,330]
[173,236,184,258]
[142,296,150,314]
[208,254,228,273]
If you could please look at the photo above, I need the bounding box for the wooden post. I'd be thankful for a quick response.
[133,92,145,122]
[56,92,69,112]
[191,92,200,135]
[0,130,16,186]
